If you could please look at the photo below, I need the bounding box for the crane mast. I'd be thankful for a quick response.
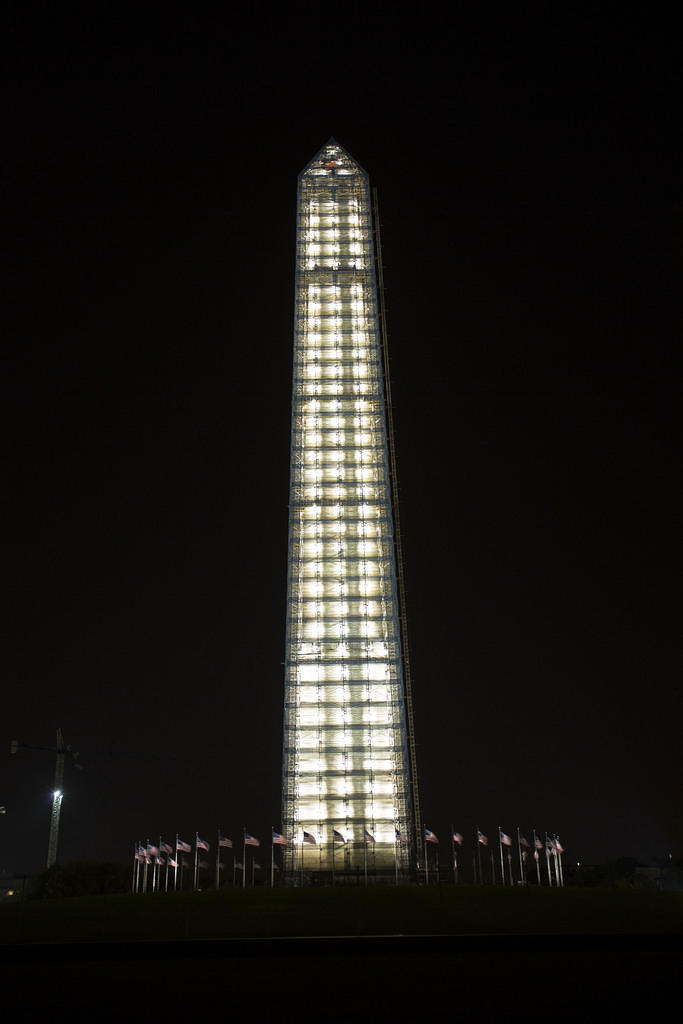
[10,727,81,868]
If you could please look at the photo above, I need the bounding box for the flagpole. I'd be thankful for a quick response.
[476,827,482,885]
[364,830,368,887]
[143,839,149,893]
[162,838,170,893]
[545,833,552,886]
[424,832,429,887]
[270,826,274,889]
[132,842,138,894]
[174,835,179,891]
[300,832,304,887]
[450,824,455,886]
[516,827,523,884]
[394,828,398,887]
[533,829,540,886]
[498,827,505,886]
[556,836,564,887]
[242,828,246,889]
[332,828,335,887]
[216,827,220,890]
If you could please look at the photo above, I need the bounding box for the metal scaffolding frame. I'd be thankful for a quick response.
[281,140,419,881]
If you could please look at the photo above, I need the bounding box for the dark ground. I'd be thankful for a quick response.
[2,886,681,1020]
[2,934,681,1022]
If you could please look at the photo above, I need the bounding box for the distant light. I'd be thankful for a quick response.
[53,790,62,799]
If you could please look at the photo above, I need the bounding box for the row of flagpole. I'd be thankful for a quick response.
[132,828,271,893]
[133,824,565,890]
[426,826,566,887]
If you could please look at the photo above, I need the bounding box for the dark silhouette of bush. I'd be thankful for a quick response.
[29,861,130,899]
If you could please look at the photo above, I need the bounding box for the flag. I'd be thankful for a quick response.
[155,856,165,866]
[302,831,316,845]
[333,830,346,844]
[395,828,407,844]
[234,861,244,869]
[477,830,488,846]
[534,835,543,850]
[245,833,260,847]
[160,841,173,855]
[453,832,464,845]
[500,831,512,847]
[146,844,160,857]
[519,835,530,848]
[425,828,439,844]
[177,838,192,853]
[168,858,178,868]
[555,839,564,854]
[253,863,262,871]
[219,836,233,849]
[272,831,287,846]
[196,836,210,852]
[364,829,376,844]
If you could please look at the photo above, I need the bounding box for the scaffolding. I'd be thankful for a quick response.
[281,140,419,880]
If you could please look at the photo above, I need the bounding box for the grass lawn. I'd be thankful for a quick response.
[1,884,681,944]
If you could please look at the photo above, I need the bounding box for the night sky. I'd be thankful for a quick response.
[4,8,681,878]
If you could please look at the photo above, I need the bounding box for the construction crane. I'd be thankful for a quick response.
[10,728,82,868]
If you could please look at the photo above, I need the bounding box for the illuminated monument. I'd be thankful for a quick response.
[281,140,421,879]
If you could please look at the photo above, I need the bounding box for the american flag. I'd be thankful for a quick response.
[395,828,408,844]
[168,858,178,868]
[534,835,543,850]
[219,836,233,849]
[146,844,160,857]
[364,829,376,844]
[245,833,260,847]
[196,836,210,852]
[333,830,346,844]
[302,831,316,845]
[453,832,464,845]
[425,828,439,844]
[555,839,564,854]
[176,838,192,853]
[272,831,287,846]
[477,830,488,846]
[519,835,530,848]
[160,841,173,855]
[500,831,512,847]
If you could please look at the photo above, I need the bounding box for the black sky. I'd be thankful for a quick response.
[4,6,682,877]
